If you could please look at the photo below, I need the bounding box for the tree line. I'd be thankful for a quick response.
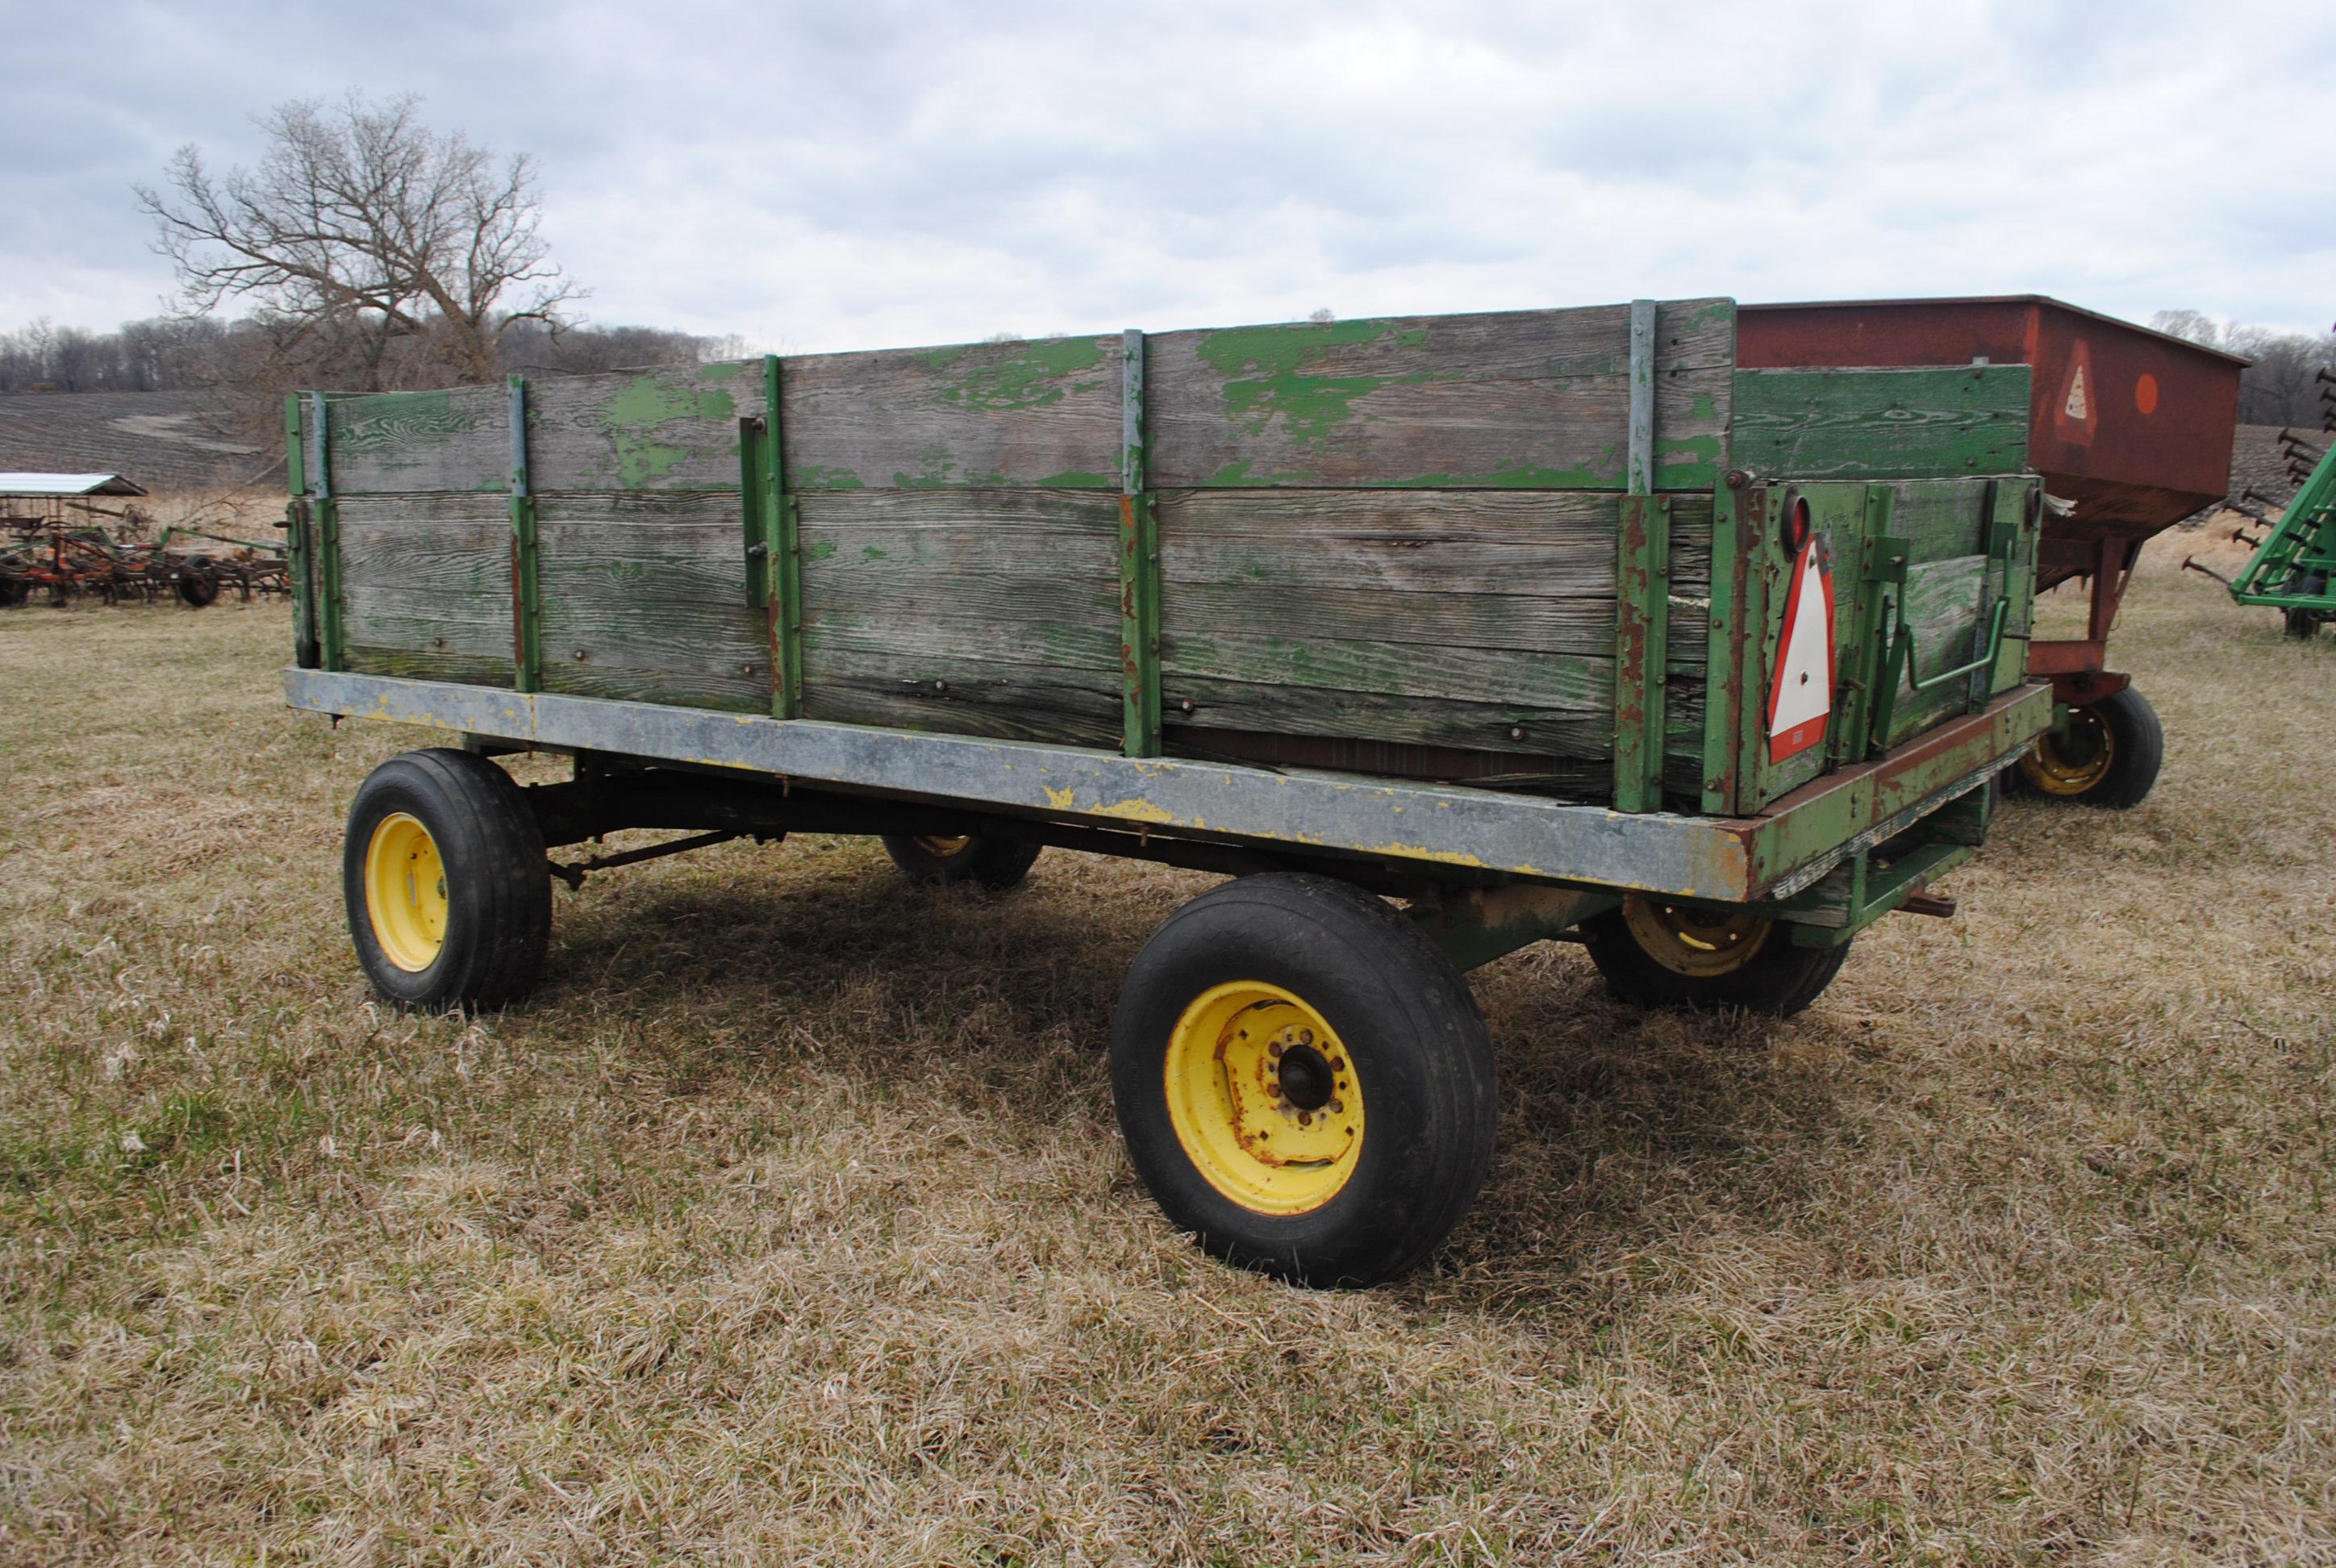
[2151,311,2335,430]
[0,315,725,398]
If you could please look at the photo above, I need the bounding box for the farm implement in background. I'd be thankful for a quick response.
[0,472,286,609]
[1742,297,2246,809]
[2188,418,2336,642]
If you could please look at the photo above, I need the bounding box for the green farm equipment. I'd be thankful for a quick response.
[282,298,2049,1286]
[2225,438,2336,640]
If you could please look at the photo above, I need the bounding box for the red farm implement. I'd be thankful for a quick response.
[0,473,286,610]
[1741,297,2245,807]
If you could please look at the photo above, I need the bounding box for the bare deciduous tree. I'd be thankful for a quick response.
[136,94,579,392]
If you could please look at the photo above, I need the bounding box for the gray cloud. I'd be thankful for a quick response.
[3,0,2330,350]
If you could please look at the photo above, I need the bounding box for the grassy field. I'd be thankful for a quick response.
[2,537,2332,1565]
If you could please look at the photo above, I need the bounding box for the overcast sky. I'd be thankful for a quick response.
[5,0,2332,353]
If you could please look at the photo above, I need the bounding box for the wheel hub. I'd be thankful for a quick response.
[2020,706,2115,795]
[1621,895,1773,978]
[1162,982,1365,1214]
[363,811,448,973]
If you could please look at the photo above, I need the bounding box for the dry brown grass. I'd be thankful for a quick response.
[2,534,2332,1565]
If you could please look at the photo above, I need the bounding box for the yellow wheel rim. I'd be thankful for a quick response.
[2019,707,2114,796]
[1163,981,1365,1215]
[913,835,972,857]
[364,812,448,972]
[1622,895,1773,978]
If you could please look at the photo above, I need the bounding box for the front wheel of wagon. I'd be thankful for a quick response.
[342,749,551,1012]
[1582,895,1850,1019]
[881,831,1042,890]
[1110,874,1497,1287]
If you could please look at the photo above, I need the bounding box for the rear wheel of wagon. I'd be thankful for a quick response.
[1582,895,1850,1018]
[342,749,551,1012]
[2013,685,2163,809]
[1110,874,1497,1287]
[881,831,1042,890]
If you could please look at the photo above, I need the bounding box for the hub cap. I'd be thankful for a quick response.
[1622,895,1773,978]
[365,812,448,972]
[912,835,972,857]
[2019,706,2114,796]
[1162,982,1365,1214]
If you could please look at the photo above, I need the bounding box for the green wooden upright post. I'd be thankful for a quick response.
[1119,327,1162,757]
[306,391,344,672]
[282,394,318,669]
[1700,476,1749,815]
[507,377,543,694]
[1612,299,1670,811]
[764,356,803,719]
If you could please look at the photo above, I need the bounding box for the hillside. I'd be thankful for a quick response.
[0,390,268,490]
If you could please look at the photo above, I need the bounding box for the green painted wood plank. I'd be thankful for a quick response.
[1120,327,1162,757]
[1148,299,1733,490]
[326,385,509,494]
[524,361,766,491]
[1612,492,1671,811]
[780,335,1120,491]
[1731,366,2031,481]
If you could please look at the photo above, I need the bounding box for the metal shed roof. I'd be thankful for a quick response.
[0,473,149,497]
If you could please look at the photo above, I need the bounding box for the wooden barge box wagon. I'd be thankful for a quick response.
[284,296,2050,1285]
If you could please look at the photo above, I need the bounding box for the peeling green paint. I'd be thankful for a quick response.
[936,336,1105,411]
[1195,319,1420,448]
[698,360,746,380]
[1654,434,1723,473]
[861,545,889,561]
[1371,459,1621,489]
[807,540,838,562]
[920,344,970,370]
[795,466,865,490]
[1201,459,1326,486]
[1037,469,1114,489]
[599,375,738,488]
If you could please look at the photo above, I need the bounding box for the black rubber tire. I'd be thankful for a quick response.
[881,831,1042,890]
[176,558,220,609]
[2285,575,2325,640]
[342,749,551,1011]
[1582,899,1851,1019]
[2070,685,2163,809]
[0,573,25,609]
[1110,874,1497,1287]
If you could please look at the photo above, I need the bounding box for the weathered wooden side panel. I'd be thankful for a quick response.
[1148,301,1733,490]
[1157,490,1714,778]
[795,489,1124,746]
[1733,366,2031,480]
[327,386,509,495]
[781,336,1122,491]
[524,362,768,492]
[335,494,515,687]
[532,491,770,712]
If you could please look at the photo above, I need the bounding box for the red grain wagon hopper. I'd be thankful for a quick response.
[1741,296,2244,807]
